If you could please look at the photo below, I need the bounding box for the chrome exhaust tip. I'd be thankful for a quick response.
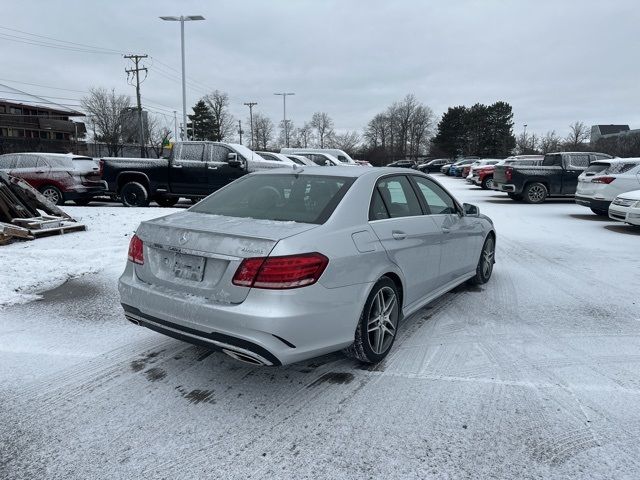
[222,348,265,366]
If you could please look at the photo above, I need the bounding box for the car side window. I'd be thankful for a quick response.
[209,145,230,163]
[374,175,423,219]
[413,177,457,215]
[16,156,38,169]
[369,189,389,221]
[0,155,18,169]
[177,143,204,162]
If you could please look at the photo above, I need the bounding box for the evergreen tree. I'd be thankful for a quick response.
[431,102,515,158]
[431,106,467,158]
[188,100,215,140]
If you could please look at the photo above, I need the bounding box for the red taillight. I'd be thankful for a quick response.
[232,253,329,290]
[127,234,144,265]
[505,167,513,181]
[592,176,615,184]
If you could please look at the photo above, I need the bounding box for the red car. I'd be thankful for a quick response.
[0,153,104,205]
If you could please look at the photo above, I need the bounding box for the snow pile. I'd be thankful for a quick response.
[0,206,179,307]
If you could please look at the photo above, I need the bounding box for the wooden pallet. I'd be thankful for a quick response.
[29,222,86,238]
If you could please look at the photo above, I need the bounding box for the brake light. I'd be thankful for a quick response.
[127,234,144,265]
[592,176,615,184]
[505,167,513,181]
[232,252,329,289]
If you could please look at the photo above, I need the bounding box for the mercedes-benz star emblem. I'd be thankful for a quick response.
[178,231,190,245]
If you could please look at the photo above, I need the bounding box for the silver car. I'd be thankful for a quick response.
[119,167,496,366]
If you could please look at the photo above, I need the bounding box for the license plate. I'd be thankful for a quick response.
[173,253,206,282]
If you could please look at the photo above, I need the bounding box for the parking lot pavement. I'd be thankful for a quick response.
[1,175,639,479]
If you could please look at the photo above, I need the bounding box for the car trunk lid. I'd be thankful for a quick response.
[133,211,318,304]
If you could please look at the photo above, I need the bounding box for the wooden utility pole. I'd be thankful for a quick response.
[125,54,148,157]
[243,102,257,150]
[238,119,243,145]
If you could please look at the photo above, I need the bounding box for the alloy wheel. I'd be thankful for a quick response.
[42,187,60,204]
[367,286,398,355]
[482,237,495,278]
[485,178,494,189]
[528,185,546,202]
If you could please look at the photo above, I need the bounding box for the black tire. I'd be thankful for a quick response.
[39,185,64,205]
[507,193,523,201]
[468,234,495,285]
[590,208,608,216]
[120,181,149,207]
[155,195,179,207]
[523,182,548,204]
[481,176,494,190]
[73,198,92,206]
[344,277,400,364]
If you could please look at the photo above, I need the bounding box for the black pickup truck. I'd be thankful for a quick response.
[492,152,612,203]
[100,141,279,207]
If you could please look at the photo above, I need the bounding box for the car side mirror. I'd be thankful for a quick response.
[227,152,242,168]
[463,203,479,216]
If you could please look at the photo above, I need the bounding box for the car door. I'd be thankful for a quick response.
[170,142,208,195]
[411,176,481,283]
[12,155,44,189]
[368,174,444,307]
[562,154,590,194]
[206,144,246,192]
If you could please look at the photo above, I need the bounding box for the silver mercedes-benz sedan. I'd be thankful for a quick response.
[119,167,496,366]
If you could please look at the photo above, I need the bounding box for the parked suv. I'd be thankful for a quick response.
[492,152,612,203]
[417,158,449,173]
[575,159,640,215]
[0,152,104,205]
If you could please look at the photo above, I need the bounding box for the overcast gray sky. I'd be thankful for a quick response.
[3,0,639,138]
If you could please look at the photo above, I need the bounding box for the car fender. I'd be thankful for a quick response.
[116,171,152,193]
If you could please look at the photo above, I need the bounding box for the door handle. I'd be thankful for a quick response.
[442,227,451,234]
[392,230,407,240]
[172,164,183,169]
[35,170,45,174]
[207,165,219,170]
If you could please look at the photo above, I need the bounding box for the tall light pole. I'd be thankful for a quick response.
[244,102,257,150]
[274,92,295,147]
[159,15,205,141]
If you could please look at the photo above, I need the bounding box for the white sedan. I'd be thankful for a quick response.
[609,190,640,226]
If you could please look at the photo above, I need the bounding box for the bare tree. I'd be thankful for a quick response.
[297,122,314,148]
[539,130,560,154]
[252,112,274,150]
[146,115,171,158]
[515,131,539,154]
[310,112,334,148]
[328,131,361,155]
[564,121,590,150]
[204,90,236,141]
[82,87,131,156]
[277,119,294,148]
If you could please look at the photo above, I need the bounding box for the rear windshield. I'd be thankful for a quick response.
[542,154,562,166]
[190,174,355,224]
[584,162,610,175]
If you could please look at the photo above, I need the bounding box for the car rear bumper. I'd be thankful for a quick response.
[495,183,516,192]
[609,204,640,225]
[63,185,106,200]
[118,263,370,366]
[575,195,611,211]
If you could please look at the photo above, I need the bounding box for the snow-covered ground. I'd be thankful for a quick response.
[1,177,639,479]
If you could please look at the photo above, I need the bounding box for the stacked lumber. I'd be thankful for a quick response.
[0,172,86,244]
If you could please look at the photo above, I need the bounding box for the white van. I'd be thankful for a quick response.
[281,148,358,165]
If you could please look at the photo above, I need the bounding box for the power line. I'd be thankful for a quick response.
[0,25,125,54]
[0,32,122,55]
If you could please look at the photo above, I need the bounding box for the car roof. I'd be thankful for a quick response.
[254,166,429,179]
